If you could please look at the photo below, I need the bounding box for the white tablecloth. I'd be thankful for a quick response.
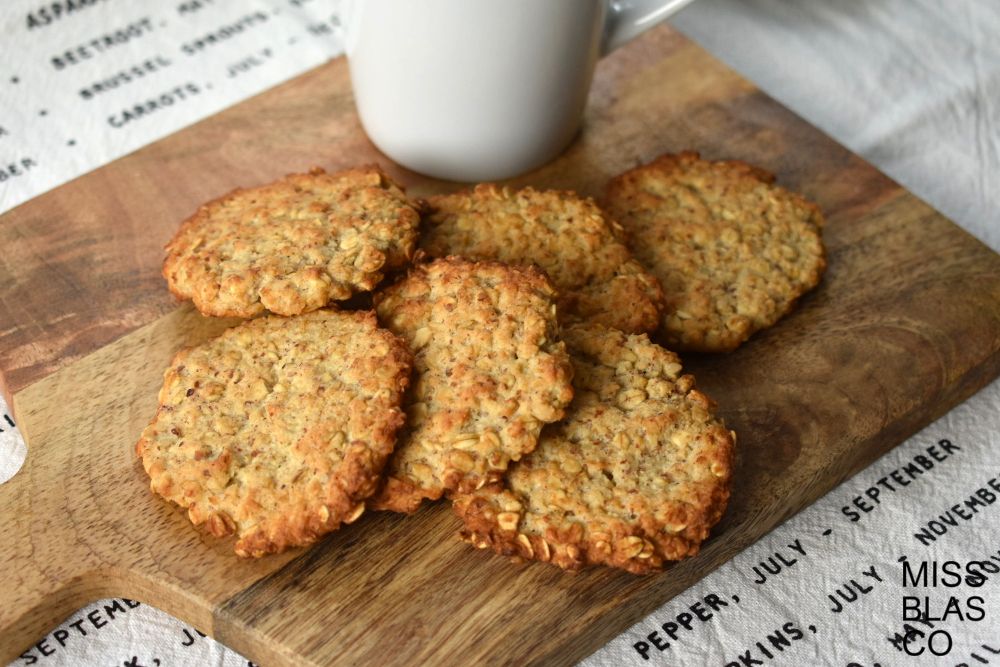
[3,0,998,665]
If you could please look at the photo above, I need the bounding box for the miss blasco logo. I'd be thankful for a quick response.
[895,555,997,657]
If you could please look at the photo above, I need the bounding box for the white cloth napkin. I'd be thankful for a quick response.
[0,0,343,213]
[3,0,999,665]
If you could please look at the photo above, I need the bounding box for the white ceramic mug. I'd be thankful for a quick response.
[340,0,695,181]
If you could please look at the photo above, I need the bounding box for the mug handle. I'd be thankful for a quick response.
[602,0,699,54]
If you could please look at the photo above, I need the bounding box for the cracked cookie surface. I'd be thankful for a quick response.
[369,257,574,513]
[164,166,421,317]
[420,184,663,334]
[604,151,826,352]
[453,323,734,574]
[136,309,412,557]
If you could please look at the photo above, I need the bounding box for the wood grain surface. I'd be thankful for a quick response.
[2,25,999,667]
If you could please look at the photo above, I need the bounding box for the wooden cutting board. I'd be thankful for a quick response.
[2,25,999,667]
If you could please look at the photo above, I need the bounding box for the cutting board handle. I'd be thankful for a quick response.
[0,308,280,665]
[0,411,109,662]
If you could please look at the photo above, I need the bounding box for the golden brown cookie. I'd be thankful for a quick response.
[136,310,412,557]
[164,166,421,318]
[369,257,574,513]
[604,151,826,352]
[453,323,734,574]
[420,184,664,334]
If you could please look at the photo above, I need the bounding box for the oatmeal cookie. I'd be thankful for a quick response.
[369,257,574,513]
[136,309,412,557]
[604,151,826,352]
[453,323,734,574]
[164,166,421,318]
[420,184,663,334]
